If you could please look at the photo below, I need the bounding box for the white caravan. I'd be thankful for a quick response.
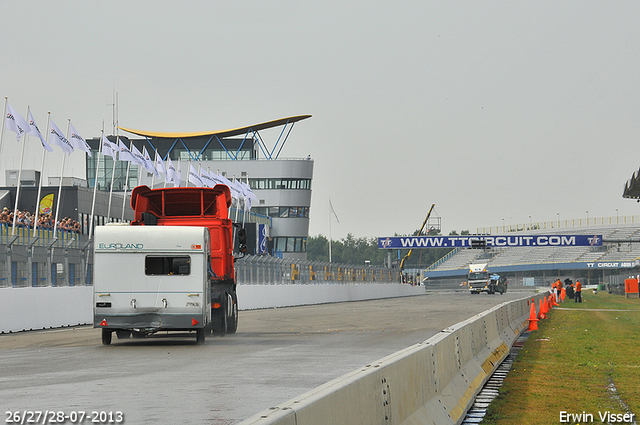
[93,225,212,344]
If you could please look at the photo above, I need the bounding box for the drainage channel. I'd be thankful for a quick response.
[461,331,530,424]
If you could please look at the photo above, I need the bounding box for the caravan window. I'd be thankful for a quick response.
[145,256,191,276]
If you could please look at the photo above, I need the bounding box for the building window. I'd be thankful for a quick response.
[87,154,137,191]
[272,237,307,253]
[249,178,311,191]
[252,207,310,218]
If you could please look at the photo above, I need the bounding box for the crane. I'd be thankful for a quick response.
[399,203,436,271]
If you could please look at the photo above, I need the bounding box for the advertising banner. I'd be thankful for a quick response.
[378,234,603,249]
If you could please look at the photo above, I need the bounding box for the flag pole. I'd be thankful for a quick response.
[163,152,168,188]
[0,97,8,164]
[89,129,104,240]
[107,93,119,222]
[329,198,332,263]
[52,120,71,238]
[32,112,51,238]
[11,106,30,234]
[233,176,240,222]
[120,140,132,221]
[106,135,117,221]
[151,149,157,189]
[242,175,248,226]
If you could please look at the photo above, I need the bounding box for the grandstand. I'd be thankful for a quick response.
[423,222,640,287]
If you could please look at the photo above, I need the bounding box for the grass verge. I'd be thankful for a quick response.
[482,291,640,424]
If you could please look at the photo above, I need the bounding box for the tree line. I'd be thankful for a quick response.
[307,230,470,268]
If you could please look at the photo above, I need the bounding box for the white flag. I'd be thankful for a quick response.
[166,157,176,184]
[229,179,243,201]
[28,110,53,152]
[200,169,215,188]
[241,181,258,211]
[69,123,92,157]
[188,164,204,187]
[155,151,166,176]
[175,164,182,187]
[101,134,117,160]
[215,172,233,187]
[117,139,135,163]
[142,146,159,177]
[329,198,340,223]
[5,103,30,141]
[49,120,74,154]
[129,143,146,167]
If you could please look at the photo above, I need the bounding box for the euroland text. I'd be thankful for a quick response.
[559,410,635,423]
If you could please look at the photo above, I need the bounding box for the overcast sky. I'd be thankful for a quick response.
[2,1,640,240]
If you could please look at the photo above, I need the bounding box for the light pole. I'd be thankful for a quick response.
[529,215,532,229]
[557,212,560,228]
[586,210,589,225]
[502,218,505,233]
[616,208,619,223]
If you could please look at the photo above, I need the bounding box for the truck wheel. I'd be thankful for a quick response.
[101,329,112,345]
[227,293,238,334]
[116,330,131,339]
[212,296,228,336]
[196,328,205,344]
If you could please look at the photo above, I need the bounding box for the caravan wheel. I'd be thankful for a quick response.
[101,329,112,345]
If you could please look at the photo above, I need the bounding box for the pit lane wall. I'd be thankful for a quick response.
[239,292,545,425]
[0,283,424,333]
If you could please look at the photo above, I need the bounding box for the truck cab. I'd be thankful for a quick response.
[467,263,491,294]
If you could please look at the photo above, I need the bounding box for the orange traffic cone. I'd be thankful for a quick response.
[538,298,547,319]
[552,293,560,307]
[527,301,539,331]
[561,288,566,302]
[547,294,553,311]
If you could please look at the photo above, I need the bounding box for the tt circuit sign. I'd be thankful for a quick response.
[377,235,603,249]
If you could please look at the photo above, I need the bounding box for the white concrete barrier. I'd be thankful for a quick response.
[0,283,425,333]
[0,286,94,333]
[237,283,425,310]
[239,293,545,425]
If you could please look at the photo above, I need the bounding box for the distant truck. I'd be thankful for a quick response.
[467,263,507,295]
[94,185,242,345]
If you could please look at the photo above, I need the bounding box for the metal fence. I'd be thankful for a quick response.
[0,241,90,288]
[234,255,401,285]
[0,239,401,288]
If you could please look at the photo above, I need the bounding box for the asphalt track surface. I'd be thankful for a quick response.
[0,290,532,424]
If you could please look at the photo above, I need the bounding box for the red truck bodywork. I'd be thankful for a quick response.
[130,185,235,283]
[129,184,239,336]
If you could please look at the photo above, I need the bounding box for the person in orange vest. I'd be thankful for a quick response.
[575,280,582,303]
[557,279,564,302]
[554,279,562,302]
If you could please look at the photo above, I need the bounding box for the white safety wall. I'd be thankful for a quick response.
[0,284,425,333]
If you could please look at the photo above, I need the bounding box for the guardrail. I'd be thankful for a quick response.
[239,292,544,425]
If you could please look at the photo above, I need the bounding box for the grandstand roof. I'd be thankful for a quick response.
[119,115,312,139]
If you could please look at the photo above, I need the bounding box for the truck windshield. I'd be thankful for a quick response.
[468,272,488,280]
[145,256,191,276]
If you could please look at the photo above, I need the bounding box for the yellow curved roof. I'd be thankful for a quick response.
[119,114,311,139]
